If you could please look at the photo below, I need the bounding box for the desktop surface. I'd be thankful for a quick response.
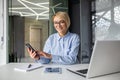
[0,63,87,80]
[0,63,120,80]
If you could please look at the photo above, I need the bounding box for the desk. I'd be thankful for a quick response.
[0,63,120,80]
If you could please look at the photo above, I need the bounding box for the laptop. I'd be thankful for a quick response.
[67,40,120,79]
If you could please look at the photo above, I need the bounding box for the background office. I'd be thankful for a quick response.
[0,0,120,65]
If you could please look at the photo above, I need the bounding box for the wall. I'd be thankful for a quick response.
[0,0,8,65]
[25,18,49,57]
[9,16,25,61]
[80,0,92,63]
[49,0,68,35]
[68,0,81,62]
[93,0,120,40]
[68,0,92,63]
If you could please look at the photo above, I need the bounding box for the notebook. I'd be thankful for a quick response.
[67,40,120,79]
[14,63,43,72]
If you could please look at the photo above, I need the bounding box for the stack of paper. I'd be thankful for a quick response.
[14,63,43,72]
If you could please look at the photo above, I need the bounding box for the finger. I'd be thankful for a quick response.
[29,50,34,57]
[27,48,31,52]
[27,48,32,53]
[30,53,36,58]
[40,52,44,56]
[29,50,33,55]
[31,51,36,56]
[32,53,36,58]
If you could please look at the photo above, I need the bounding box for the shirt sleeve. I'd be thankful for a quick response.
[35,36,52,64]
[51,34,80,65]
[35,56,51,64]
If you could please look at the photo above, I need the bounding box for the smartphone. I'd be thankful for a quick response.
[44,67,62,74]
[25,43,36,53]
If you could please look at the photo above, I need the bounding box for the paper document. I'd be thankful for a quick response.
[14,63,43,72]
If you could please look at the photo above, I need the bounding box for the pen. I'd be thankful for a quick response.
[28,64,32,68]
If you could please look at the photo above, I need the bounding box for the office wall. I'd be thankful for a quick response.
[0,0,8,65]
[92,0,120,40]
[9,16,25,60]
[80,0,92,63]
[49,0,68,35]
[25,18,49,57]
[68,0,81,62]
[68,0,92,63]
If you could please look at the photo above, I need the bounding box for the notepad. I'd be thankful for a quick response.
[14,63,43,72]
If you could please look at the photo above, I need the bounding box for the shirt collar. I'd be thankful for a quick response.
[56,31,70,41]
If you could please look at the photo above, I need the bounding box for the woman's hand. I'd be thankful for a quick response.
[27,48,40,60]
[39,51,52,59]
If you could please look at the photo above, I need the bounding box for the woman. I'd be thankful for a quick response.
[27,11,80,64]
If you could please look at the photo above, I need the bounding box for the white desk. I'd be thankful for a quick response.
[0,63,120,80]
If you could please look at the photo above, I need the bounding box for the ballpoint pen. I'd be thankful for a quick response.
[28,64,32,68]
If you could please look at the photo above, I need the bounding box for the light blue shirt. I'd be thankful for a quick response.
[36,32,80,65]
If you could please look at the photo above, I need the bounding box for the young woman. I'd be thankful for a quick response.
[27,11,80,65]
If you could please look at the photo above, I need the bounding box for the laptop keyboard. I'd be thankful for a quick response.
[76,69,88,74]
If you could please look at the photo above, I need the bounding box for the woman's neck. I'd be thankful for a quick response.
[59,31,68,37]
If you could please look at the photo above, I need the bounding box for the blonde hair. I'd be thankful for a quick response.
[52,11,70,28]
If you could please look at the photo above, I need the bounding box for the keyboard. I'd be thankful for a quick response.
[76,69,88,74]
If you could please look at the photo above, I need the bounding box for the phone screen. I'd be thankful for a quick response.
[44,67,62,74]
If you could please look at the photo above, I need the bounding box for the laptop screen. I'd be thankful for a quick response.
[67,40,120,79]
[87,40,120,78]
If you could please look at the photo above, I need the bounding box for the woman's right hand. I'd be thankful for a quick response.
[27,48,40,60]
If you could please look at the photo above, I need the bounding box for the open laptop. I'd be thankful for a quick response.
[67,40,120,79]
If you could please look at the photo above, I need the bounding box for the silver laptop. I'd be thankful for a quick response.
[67,40,120,79]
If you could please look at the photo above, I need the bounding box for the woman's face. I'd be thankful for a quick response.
[53,16,68,36]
